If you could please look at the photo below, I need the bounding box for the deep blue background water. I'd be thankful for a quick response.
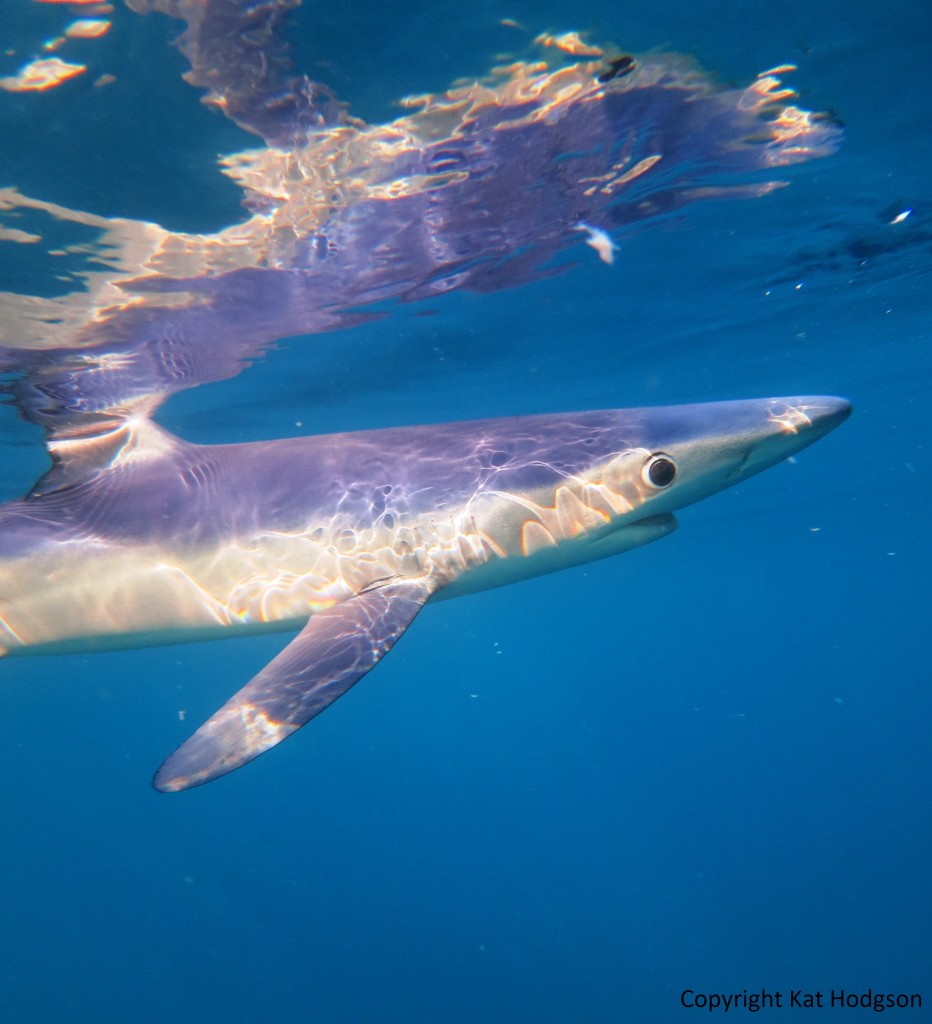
[1,1,930,1021]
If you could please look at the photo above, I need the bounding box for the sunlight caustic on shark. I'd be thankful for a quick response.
[0,0,848,789]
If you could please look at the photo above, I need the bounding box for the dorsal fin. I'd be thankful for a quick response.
[28,414,185,498]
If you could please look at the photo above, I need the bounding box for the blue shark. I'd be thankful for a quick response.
[0,396,849,790]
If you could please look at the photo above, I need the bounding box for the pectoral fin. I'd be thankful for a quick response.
[153,578,433,792]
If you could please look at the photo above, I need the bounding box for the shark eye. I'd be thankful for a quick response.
[642,453,677,489]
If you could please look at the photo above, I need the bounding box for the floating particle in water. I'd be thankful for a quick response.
[573,222,619,265]
[597,54,636,84]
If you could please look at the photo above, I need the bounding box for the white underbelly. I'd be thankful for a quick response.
[0,514,491,656]
[0,534,353,655]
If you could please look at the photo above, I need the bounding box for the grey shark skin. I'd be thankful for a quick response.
[0,396,849,790]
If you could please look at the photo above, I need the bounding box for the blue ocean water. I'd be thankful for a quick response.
[0,1,929,1022]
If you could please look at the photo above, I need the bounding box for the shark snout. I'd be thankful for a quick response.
[623,394,852,513]
[779,395,852,439]
[737,394,852,479]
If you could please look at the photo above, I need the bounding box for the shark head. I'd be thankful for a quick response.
[435,395,851,597]
[597,395,852,522]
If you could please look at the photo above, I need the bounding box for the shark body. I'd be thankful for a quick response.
[0,397,849,790]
